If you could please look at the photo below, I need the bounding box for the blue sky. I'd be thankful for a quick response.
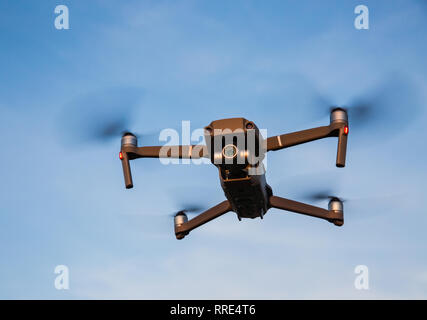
[1,0,427,299]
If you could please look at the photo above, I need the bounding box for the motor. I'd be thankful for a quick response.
[174,211,188,240]
[328,197,344,226]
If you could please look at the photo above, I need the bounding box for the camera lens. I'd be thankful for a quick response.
[222,144,237,159]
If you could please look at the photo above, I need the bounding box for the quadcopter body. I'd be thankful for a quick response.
[120,109,348,239]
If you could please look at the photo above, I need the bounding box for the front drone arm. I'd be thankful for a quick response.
[269,196,343,226]
[174,200,232,239]
[119,138,208,189]
[266,121,348,167]
[122,145,208,160]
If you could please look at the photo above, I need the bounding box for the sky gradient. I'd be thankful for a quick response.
[1,0,427,299]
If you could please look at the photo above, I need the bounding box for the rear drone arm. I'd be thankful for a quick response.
[269,195,343,226]
[266,109,349,167]
[174,200,232,239]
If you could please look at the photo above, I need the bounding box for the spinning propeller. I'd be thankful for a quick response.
[309,74,422,139]
[60,86,161,145]
[299,190,346,203]
[169,204,205,218]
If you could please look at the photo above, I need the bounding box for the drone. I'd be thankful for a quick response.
[119,108,348,239]
[61,76,415,240]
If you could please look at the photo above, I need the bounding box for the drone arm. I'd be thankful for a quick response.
[269,195,343,225]
[119,145,208,189]
[266,124,338,150]
[122,145,208,160]
[175,200,232,239]
[266,122,348,167]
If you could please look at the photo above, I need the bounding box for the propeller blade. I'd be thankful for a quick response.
[296,188,344,202]
[306,73,422,140]
[169,203,206,217]
[348,74,419,131]
[59,86,147,144]
[181,205,205,213]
